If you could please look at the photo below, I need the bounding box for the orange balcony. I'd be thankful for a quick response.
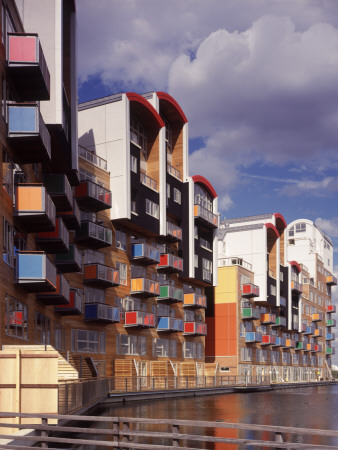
[260,314,276,324]
[84,264,120,288]
[55,244,82,273]
[44,174,73,211]
[36,218,69,253]
[291,280,303,293]
[283,339,296,348]
[183,322,207,336]
[183,293,207,309]
[194,204,218,228]
[314,328,323,338]
[14,184,56,232]
[130,278,160,297]
[57,198,81,231]
[15,252,56,292]
[312,313,323,322]
[157,254,183,273]
[7,33,50,100]
[242,283,260,297]
[75,180,112,211]
[326,275,337,286]
[36,274,69,305]
[305,343,315,352]
[55,289,82,315]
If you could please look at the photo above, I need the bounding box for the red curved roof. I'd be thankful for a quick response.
[157,92,188,124]
[126,93,164,128]
[289,261,302,273]
[274,213,287,229]
[265,223,280,238]
[192,175,217,199]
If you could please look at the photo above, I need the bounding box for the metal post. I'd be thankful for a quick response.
[41,417,48,448]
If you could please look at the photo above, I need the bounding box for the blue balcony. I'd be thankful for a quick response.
[131,243,160,265]
[157,317,183,333]
[304,325,315,335]
[15,252,56,292]
[272,337,286,347]
[8,103,51,163]
[245,332,262,343]
[326,333,335,341]
[55,244,82,273]
[84,304,120,323]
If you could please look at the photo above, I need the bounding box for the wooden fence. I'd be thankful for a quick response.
[0,412,338,448]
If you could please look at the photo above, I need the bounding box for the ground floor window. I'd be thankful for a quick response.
[5,295,28,340]
[183,341,202,359]
[35,312,51,345]
[54,322,65,351]
[71,329,105,354]
[116,334,147,355]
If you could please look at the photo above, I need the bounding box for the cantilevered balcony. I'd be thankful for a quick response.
[314,328,323,338]
[140,172,158,191]
[15,252,56,292]
[242,307,260,320]
[245,332,262,343]
[84,264,119,288]
[261,313,276,324]
[130,243,160,265]
[305,343,315,352]
[36,274,69,305]
[326,347,335,355]
[14,184,56,232]
[124,311,155,328]
[184,322,207,336]
[55,244,82,273]
[283,339,296,348]
[157,253,183,273]
[242,283,260,297]
[291,280,303,293]
[183,293,207,309]
[272,316,287,328]
[312,313,323,322]
[194,204,218,228]
[7,33,50,100]
[44,174,73,211]
[304,325,316,335]
[75,180,111,211]
[85,304,120,323]
[157,285,184,303]
[295,341,307,350]
[272,337,286,347]
[55,289,83,315]
[326,305,336,314]
[36,218,69,253]
[326,333,335,341]
[8,103,51,163]
[130,278,160,297]
[327,319,336,327]
[326,275,337,286]
[261,335,276,345]
[57,198,81,231]
[313,344,323,353]
[75,221,112,249]
[166,221,182,242]
[157,317,183,333]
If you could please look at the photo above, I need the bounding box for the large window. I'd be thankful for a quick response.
[115,229,127,251]
[116,261,127,286]
[2,150,13,198]
[194,184,213,212]
[130,114,147,151]
[146,199,159,219]
[240,347,252,362]
[116,334,146,355]
[71,329,105,354]
[5,295,28,340]
[35,312,51,345]
[3,218,14,267]
[154,338,177,358]
[54,323,65,351]
[183,341,202,359]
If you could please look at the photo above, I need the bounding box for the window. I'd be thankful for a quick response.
[194,254,198,268]
[130,155,137,173]
[280,271,283,282]
[295,222,306,233]
[163,116,173,157]
[173,188,181,204]
[183,341,202,359]
[54,323,65,351]
[146,199,159,219]
[194,183,213,212]
[116,334,146,355]
[35,312,51,345]
[200,238,211,251]
[3,218,14,267]
[240,347,252,362]
[202,258,212,282]
[71,329,104,353]
[256,349,268,363]
[270,284,276,296]
[79,167,97,183]
[2,150,13,198]
[116,261,127,286]
[5,295,28,340]
[130,114,147,151]
[194,226,198,239]
[282,353,291,364]
[288,226,294,237]
[116,229,127,251]
[270,350,280,364]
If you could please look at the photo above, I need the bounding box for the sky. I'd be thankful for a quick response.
[76,0,338,362]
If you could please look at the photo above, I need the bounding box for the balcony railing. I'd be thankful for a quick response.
[157,285,184,303]
[140,172,158,191]
[44,174,73,211]
[295,342,305,350]
[261,335,276,345]
[84,264,120,288]
[75,180,112,211]
[283,339,296,348]
[312,313,323,322]
[183,293,207,309]
[242,307,260,320]
[326,275,337,286]
[242,283,260,297]
[305,343,315,352]
[8,103,51,163]
[271,316,287,328]
[326,333,335,341]
[327,319,336,327]
[314,328,323,337]
[157,253,183,273]
[167,163,181,180]
[326,304,336,314]
[157,317,183,333]
[57,198,81,231]
[55,244,82,273]
[36,218,69,253]
[304,325,315,335]
[184,322,207,336]
[15,252,56,292]
[14,184,56,232]
[260,314,276,324]
[75,221,112,249]
[79,147,108,171]
[130,278,160,297]
[166,222,182,242]
[245,332,262,343]
[291,280,303,293]
[36,274,69,305]
[131,243,160,265]
[124,311,155,328]
[272,337,286,347]
[7,33,50,101]
[326,347,335,355]
[85,304,120,323]
[55,289,83,315]
[194,204,218,228]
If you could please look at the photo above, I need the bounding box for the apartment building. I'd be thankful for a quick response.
[205,214,336,381]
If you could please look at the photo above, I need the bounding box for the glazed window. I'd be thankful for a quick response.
[35,312,51,345]
[54,323,65,351]
[3,218,14,267]
[295,222,306,233]
[194,183,213,212]
[146,199,159,219]
[71,329,105,353]
[116,229,127,250]
[130,114,147,151]
[130,155,137,173]
[2,149,13,198]
[5,295,28,340]
[162,116,173,160]
[173,188,181,204]
[116,261,127,286]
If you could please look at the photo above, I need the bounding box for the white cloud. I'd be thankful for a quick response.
[315,218,338,239]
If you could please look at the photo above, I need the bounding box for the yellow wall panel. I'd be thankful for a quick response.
[215,266,238,304]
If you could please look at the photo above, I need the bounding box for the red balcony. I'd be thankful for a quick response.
[291,280,303,293]
[36,274,69,305]
[57,199,81,230]
[55,289,83,315]
[36,218,69,253]
[130,278,160,297]
[242,283,260,297]
[261,335,276,345]
[75,180,112,211]
[157,253,183,273]
[7,33,50,101]
[183,322,207,336]
[84,264,120,288]
[326,275,337,286]
[183,293,207,309]
[55,244,82,273]
[326,305,336,314]
[124,311,155,328]
[44,174,73,211]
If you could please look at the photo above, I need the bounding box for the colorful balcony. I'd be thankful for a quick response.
[272,337,286,347]
[75,221,112,249]
[55,289,83,315]
[194,204,218,228]
[157,317,183,333]
[326,333,335,341]
[7,33,50,100]
[261,335,276,345]
[327,319,336,327]
[15,252,56,292]
[14,184,56,232]
[313,329,323,338]
[55,244,82,273]
[261,314,276,324]
[326,347,335,355]
[57,199,81,230]
[242,307,260,320]
[291,280,303,293]
[124,311,155,328]
[157,254,183,273]
[166,222,182,242]
[183,293,207,309]
[295,341,306,350]
[130,278,160,297]
[75,180,112,211]
[272,316,287,328]
[8,103,51,163]
[245,332,262,343]
[184,322,207,336]
[283,339,296,348]
[312,313,323,322]
[157,285,184,303]
[85,304,120,323]
[326,305,336,314]
[36,218,69,253]
[36,274,69,305]
[304,325,315,335]
[242,283,260,297]
[84,264,120,288]
[130,243,160,265]
[305,343,315,352]
[313,344,323,353]
[44,174,73,211]
[326,275,337,286]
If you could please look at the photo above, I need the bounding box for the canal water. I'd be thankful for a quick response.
[63,384,338,448]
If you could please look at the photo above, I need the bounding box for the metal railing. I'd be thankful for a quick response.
[140,172,158,191]
[79,146,108,171]
[218,257,252,271]
[167,162,181,180]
